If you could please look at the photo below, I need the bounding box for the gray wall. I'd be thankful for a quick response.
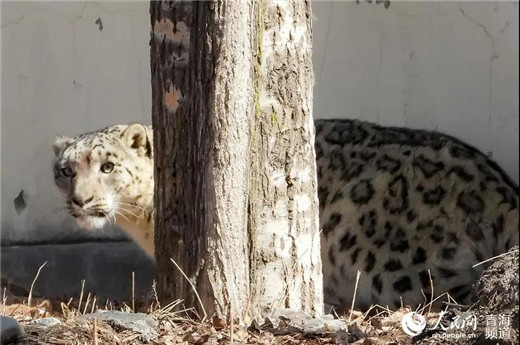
[1,2,151,243]
[1,2,518,243]
[313,1,519,183]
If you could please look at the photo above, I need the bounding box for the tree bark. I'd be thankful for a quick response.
[150,0,323,321]
[248,0,323,317]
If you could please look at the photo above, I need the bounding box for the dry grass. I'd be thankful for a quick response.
[0,266,459,345]
[27,261,47,308]
[0,289,456,345]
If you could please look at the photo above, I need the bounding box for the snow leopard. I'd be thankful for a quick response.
[52,119,519,310]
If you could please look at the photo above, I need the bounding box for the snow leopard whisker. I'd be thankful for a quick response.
[115,204,141,219]
[116,201,147,212]
[109,213,118,226]
[114,210,132,223]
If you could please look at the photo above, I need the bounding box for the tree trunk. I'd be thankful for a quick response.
[150,0,323,321]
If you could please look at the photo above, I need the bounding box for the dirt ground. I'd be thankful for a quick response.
[2,247,518,345]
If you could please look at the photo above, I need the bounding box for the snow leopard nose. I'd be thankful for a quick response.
[71,195,94,207]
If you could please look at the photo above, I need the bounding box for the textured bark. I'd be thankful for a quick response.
[150,1,253,319]
[150,0,323,320]
[249,0,323,317]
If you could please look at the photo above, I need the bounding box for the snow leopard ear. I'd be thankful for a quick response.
[52,135,73,156]
[122,123,152,158]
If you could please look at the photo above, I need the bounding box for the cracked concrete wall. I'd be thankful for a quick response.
[313,1,519,183]
[1,1,518,244]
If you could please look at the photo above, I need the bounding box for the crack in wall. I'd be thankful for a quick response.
[317,2,333,80]
[458,5,496,157]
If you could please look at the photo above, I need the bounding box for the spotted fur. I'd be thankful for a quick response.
[316,119,518,310]
[53,119,519,310]
[53,123,155,256]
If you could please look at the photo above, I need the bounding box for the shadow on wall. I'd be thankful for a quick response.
[1,220,129,247]
[0,1,156,302]
[1,203,156,302]
[1,241,157,303]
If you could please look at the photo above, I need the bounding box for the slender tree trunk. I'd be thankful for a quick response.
[248,0,323,317]
[150,0,323,321]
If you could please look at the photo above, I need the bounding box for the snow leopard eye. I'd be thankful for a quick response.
[60,166,74,178]
[101,162,114,174]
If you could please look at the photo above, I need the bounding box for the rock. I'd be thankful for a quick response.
[82,310,158,342]
[1,316,25,345]
[473,246,519,345]
[474,246,519,312]
[267,309,347,334]
[30,317,61,327]
[334,325,367,345]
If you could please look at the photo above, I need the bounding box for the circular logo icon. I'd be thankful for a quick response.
[402,312,427,337]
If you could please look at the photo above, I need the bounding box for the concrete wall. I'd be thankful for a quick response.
[2,242,156,301]
[313,1,519,182]
[1,2,152,243]
[1,1,518,297]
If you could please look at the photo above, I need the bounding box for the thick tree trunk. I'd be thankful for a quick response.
[150,0,323,321]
